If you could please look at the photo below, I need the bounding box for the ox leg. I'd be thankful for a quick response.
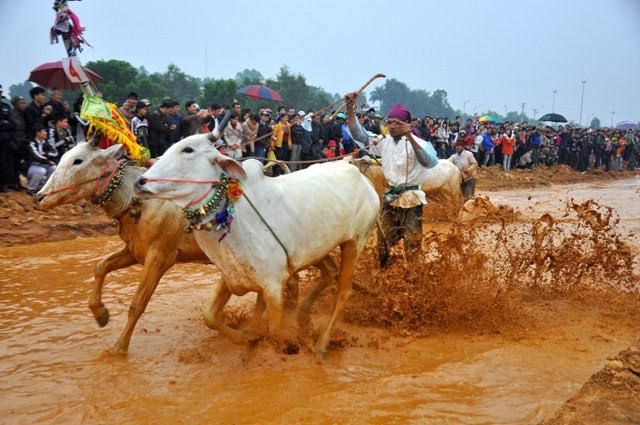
[297,256,339,327]
[284,274,299,311]
[260,283,286,347]
[316,242,358,357]
[203,277,248,344]
[90,246,137,328]
[245,274,299,333]
[107,248,176,355]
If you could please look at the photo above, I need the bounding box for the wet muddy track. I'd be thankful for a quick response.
[0,179,639,424]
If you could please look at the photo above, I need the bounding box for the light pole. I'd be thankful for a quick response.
[587,114,594,127]
[463,99,469,116]
[552,90,557,113]
[611,111,615,127]
[579,81,587,126]
[520,102,526,123]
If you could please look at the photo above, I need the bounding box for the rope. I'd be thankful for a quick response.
[142,177,221,184]
[141,176,223,208]
[240,138,377,166]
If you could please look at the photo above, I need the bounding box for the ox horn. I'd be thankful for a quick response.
[208,110,232,144]
[87,131,102,147]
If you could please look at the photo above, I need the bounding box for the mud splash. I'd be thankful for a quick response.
[343,194,638,338]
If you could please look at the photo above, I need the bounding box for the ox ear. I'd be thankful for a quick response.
[214,156,247,182]
[105,143,127,160]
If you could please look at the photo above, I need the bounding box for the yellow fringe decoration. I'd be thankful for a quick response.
[83,101,150,165]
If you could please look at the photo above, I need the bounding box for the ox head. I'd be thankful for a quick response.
[135,117,247,209]
[36,133,127,208]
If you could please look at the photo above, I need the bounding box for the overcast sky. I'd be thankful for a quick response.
[2,0,639,125]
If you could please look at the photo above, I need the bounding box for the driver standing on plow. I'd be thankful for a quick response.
[345,92,438,267]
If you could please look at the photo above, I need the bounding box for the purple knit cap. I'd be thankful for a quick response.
[388,104,411,123]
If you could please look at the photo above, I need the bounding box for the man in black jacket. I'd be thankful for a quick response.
[0,88,13,192]
[255,110,272,162]
[47,116,75,163]
[26,124,57,195]
[25,87,51,134]
[46,88,68,124]
[148,100,172,158]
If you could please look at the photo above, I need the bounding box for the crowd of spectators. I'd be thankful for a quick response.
[1,85,638,195]
[411,115,639,174]
[0,85,76,194]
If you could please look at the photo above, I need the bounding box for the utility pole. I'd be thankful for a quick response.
[579,81,587,126]
[463,99,469,116]
[552,90,557,113]
[532,108,539,120]
[611,111,615,127]
[520,102,526,122]
[205,46,208,80]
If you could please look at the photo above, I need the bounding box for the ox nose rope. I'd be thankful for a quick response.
[141,177,223,208]
[41,158,129,205]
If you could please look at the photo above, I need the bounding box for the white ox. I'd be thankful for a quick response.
[135,134,380,356]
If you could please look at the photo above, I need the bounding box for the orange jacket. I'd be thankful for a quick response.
[497,134,516,155]
[271,122,292,148]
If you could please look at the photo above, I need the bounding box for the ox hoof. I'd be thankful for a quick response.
[106,344,128,357]
[96,309,110,328]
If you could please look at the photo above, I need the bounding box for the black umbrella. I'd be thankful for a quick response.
[538,113,568,123]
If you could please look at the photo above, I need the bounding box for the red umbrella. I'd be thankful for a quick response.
[237,84,283,102]
[28,60,102,90]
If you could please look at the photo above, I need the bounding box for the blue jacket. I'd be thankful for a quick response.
[530,133,541,147]
[482,133,494,151]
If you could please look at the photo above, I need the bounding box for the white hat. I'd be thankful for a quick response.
[297,110,306,116]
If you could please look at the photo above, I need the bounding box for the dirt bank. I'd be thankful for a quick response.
[1,165,638,247]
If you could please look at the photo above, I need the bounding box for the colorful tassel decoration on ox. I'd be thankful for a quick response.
[81,95,150,165]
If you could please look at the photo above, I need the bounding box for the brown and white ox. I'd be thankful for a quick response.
[35,139,212,355]
[135,134,380,356]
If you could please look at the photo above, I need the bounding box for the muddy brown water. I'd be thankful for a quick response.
[1,179,639,424]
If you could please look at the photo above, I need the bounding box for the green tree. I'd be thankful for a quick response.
[377,79,411,116]
[201,78,239,108]
[505,111,522,122]
[235,69,264,86]
[8,81,34,100]
[590,117,601,129]
[85,59,138,102]
[151,63,201,104]
[135,77,168,107]
[269,65,312,110]
[369,86,386,112]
